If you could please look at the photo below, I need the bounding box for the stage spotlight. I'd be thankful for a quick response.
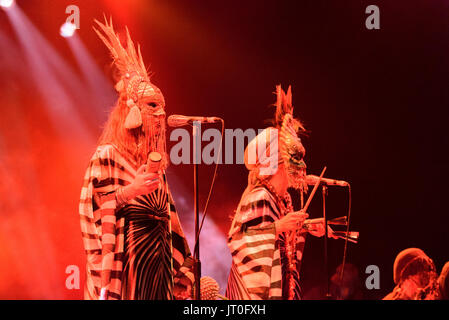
[60,22,76,38]
[0,0,14,9]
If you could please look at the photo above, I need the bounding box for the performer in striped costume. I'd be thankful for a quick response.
[79,18,193,300]
[226,85,326,300]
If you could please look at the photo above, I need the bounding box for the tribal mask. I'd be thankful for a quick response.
[275,85,308,192]
[94,17,167,168]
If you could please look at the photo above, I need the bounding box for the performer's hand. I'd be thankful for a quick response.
[275,211,309,235]
[304,218,337,238]
[127,164,161,198]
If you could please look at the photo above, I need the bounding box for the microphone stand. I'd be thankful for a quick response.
[192,122,201,300]
[322,185,332,300]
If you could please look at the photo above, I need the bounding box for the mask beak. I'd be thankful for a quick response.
[152,109,166,118]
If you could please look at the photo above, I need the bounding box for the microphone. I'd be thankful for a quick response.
[167,115,222,127]
[305,174,349,187]
[200,276,228,300]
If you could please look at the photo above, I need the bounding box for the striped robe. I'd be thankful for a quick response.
[79,144,194,300]
[225,185,306,300]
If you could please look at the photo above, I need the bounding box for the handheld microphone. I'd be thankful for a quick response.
[167,115,222,127]
[146,151,162,173]
[305,174,349,187]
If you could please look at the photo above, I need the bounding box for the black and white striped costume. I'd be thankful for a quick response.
[225,185,306,300]
[79,144,194,300]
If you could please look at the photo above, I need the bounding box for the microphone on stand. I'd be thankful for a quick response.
[167,115,222,127]
[306,174,349,187]
[167,114,223,299]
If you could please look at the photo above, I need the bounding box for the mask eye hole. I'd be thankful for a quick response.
[291,151,303,162]
[288,145,304,161]
[147,102,157,108]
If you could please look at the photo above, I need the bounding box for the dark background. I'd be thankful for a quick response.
[0,0,447,299]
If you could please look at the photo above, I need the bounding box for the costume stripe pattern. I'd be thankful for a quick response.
[225,186,304,300]
[79,144,193,300]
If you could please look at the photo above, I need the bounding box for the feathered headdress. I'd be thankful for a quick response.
[275,85,307,192]
[94,17,165,129]
[242,85,308,191]
[275,84,305,132]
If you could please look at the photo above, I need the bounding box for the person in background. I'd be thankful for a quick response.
[438,261,449,300]
[330,263,363,300]
[383,248,441,300]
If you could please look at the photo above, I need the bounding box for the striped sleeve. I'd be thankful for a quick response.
[90,148,120,299]
[80,145,129,300]
[97,191,117,296]
[227,188,281,300]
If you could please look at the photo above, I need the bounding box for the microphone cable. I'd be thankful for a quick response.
[193,119,225,255]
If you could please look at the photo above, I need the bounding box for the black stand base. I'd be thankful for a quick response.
[193,258,201,300]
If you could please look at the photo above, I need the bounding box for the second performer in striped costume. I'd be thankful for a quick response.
[225,85,328,300]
